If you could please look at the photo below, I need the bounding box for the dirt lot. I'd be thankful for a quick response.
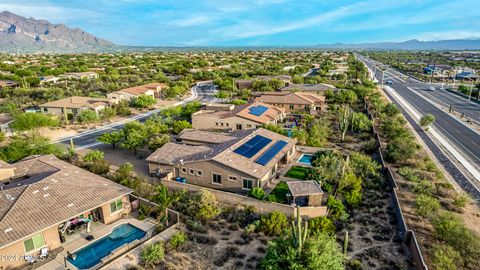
[159,217,272,270]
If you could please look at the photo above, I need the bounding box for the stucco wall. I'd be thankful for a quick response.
[0,226,61,269]
[192,113,265,131]
[100,195,131,225]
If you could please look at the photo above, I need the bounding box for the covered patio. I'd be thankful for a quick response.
[286,180,323,207]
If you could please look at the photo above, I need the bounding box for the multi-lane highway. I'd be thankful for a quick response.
[54,83,216,149]
[358,55,480,198]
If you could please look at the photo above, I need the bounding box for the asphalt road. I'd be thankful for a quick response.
[55,83,217,149]
[366,59,480,123]
[359,56,480,193]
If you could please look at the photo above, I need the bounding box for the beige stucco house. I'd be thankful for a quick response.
[147,128,296,193]
[107,83,166,102]
[255,92,326,114]
[280,83,337,95]
[39,96,115,116]
[0,155,132,269]
[192,102,285,131]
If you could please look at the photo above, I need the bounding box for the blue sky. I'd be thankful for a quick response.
[2,0,480,46]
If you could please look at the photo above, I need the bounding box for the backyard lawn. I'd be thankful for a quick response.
[285,166,309,180]
[268,181,289,204]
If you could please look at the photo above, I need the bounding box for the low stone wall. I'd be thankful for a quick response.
[163,179,327,218]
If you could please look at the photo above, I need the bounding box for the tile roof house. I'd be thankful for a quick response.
[40,96,115,116]
[255,92,326,114]
[107,83,167,101]
[59,72,98,80]
[0,80,19,89]
[147,128,297,193]
[281,83,337,95]
[0,155,133,269]
[192,102,285,131]
[177,129,237,145]
[235,75,292,90]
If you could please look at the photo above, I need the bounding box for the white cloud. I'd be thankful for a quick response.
[0,3,102,24]
[169,14,211,27]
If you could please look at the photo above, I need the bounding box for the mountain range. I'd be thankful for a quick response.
[315,39,480,50]
[0,11,114,53]
[1,11,480,52]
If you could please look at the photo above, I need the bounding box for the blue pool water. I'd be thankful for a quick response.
[297,154,313,165]
[67,224,146,269]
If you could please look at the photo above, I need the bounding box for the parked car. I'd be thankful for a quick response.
[385,80,394,85]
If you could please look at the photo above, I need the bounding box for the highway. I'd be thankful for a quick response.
[358,55,480,198]
[54,82,216,149]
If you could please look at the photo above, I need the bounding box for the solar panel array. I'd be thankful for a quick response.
[248,105,269,116]
[255,140,288,166]
[233,135,273,158]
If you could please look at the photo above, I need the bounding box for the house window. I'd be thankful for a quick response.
[181,168,187,174]
[246,124,252,128]
[24,233,44,253]
[189,169,195,175]
[271,166,276,175]
[110,198,123,213]
[289,105,294,109]
[228,175,237,182]
[212,173,222,184]
[305,105,310,110]
[43,108,48,112]
[226,123,229,126]
[197,170,203,176]
[243,179,253,190]
[215,122,219,126]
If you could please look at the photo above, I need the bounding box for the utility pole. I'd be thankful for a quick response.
[468,78,474,101]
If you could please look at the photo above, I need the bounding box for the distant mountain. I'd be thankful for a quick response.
[315,39,480,50]
[0,11,114,53]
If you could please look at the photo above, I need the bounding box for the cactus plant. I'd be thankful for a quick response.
[343,230,349,255]
[291,206,308,252]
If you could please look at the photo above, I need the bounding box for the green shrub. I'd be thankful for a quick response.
[308,216,336,235]
[259,211,288,236]
[452,193,470,208]
[415,195,439,218]
[195,189,221,221]
[88,160,110,175]
[348,259,363,270]
[248,187,266,200]
[168,232,187,250]
[245,220,260,234]
[140,242,164,267]
[431,212,480,268]
[431,243,462,270]
[82,150,104,162]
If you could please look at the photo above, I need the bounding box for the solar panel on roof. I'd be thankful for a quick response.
[255,140,288,166]
[233,135,272,158]
[248,105,269,116]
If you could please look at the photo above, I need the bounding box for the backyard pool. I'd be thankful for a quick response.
[67,223,146,269]
[297,154,313,165]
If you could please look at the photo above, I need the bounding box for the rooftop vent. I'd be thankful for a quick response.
[42,187,49,191]
[32,190,39,194]
[4,228,13,233]
[43,193,49,198]
[67,203,74,207]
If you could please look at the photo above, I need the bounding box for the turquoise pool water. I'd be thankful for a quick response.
[67,223,146,269]
[297,154,313,165]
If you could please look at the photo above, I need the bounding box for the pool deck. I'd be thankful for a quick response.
[36,217,156,270]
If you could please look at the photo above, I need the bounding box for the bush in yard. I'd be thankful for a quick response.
[88,160,110,175]
[452,193,470,208]
[11,112,59,133]
[381,103,400,117]
[131,94,157,109]
[172,120,192,134]
[168,232,187,250]
[195,189,221,221]
[308,216,336,235]
[147,134,170,150]
[415,195,440,218]
[430,243,462,270]
[82,150,104,162]
[76,109,98,124]
[259,211,288,236]
[140,242,164,267]
[248,187,266,200]
[327,195,348,221]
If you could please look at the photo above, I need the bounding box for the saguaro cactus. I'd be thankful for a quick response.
[343,230,349,255]
[291,207,308,252]
[339,105,351,142]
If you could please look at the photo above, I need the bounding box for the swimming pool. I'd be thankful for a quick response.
[67,223,146,269]
[297,154,313,165]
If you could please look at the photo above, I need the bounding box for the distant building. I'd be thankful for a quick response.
[59,72,98,80]
[146,128,296,193]
[39,76,61,85]
[192,102,285,131]
[255,92,326,114]
[39,96,115,116]
[107,83,166,102]
[280,83,336,95]
[235,75,292,90]
[0,80,19,89]
[0,113,14,135]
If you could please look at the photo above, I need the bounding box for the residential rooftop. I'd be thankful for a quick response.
[40,96,112,109]
[0,155,132,249]
[255,92,325,105]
